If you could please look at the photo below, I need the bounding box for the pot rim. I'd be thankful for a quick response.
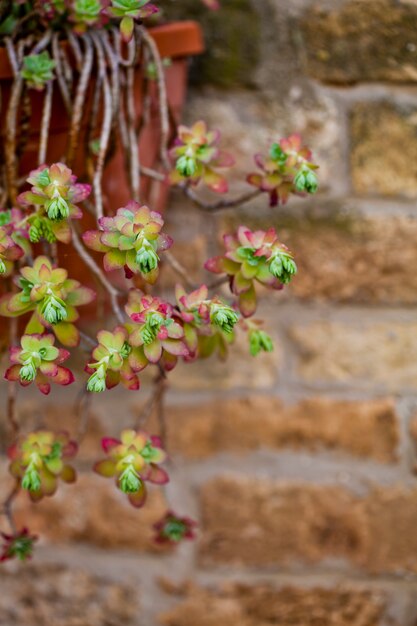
[0,20,204,80]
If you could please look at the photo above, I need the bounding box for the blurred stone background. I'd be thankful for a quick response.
[3,0,417,624]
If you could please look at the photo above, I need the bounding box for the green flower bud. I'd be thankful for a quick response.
[120,341,132,359]
[119,464,142,494]
[141,313,164,345]
[249,329,274,357]
[46,195,70,221]
[176,155,197,177]
[0,257,6,274]
[41,294,68,324]
[29,224,41,243]
[20,360,37,382]
[22,463,41,492]
[294,166,318,194]
[136,246,159,275]
[210,303,239,334]
[269,253,297,284]
[87,364,107,393]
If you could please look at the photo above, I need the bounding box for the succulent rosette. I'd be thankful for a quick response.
[125,290,189,371]
[85,326,140,392]
[109,0,159,42]
[0,528,38,563]
[18,163,91,244]
[83,202,172,282]
[21,51,56,91]
[153,511,197,545]
[0,256,96,347]
[8,431,78,502]
[94,429,168,508]
[170,120,235,193]
[5,334,74,395]
[205,226,296,317]
[247,134,318,207]
[69,0,110,33]
[174,284,239,360]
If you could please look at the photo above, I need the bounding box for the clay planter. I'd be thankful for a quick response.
[0,21,204,211]
[0,22,203,330]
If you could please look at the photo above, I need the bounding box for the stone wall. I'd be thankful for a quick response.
[3,1,417,624]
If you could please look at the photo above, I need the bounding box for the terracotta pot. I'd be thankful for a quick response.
[0,22,203,325]
[0,21,204,211]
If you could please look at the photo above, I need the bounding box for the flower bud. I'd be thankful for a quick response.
[249,329,274,357]
[176,155,197,177]
[119,464,142,494]
[294,166,318,194]
[0,257,6,274]
[20,360,37,382]
[269,142,288,166]
[46,195,70,221]
[87,364,107,393]
[41,294,68,324]
[141,313,164,345]
[22,464,41,492]
[120,341,132,359]
[210,303,239,334]
[269,253,297,284]
[136,246,159,274]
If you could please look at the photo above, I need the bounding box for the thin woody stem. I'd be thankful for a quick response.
[38,80,53,165]
[66,34,93,166]
[1,482,20,534]
[164,250,195,289]
[139,26,170,170]
[91,32,113,221]
[70,225,125,324]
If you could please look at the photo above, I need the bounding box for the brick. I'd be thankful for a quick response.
[167,396,398,463]
[199,478,417,574]
[11,474,167,552]
[300,0,417,84]
[168,329,280,391]
[351,103,417,197]
[0,564,137,626]
[290,321,417,391]
[159,582,387,626]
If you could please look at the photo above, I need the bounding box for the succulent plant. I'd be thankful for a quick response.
[170,121,235,193]
[8,431,78,502]
[85,326,141,392]
[153,511,197,545]
[0,528,38,563]
[18,163,91,244]
[247,134,319,207]
[83,202,172,282]
[5,333,74,394]
[21,52,56,91]
[125,290,189,371]
[0,224,25,276]
[109,0,158,41]
[94,429,168,507]
[0,256,96,347]
[205,226,296,316]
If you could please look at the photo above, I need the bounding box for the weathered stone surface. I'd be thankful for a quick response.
[160,582,386,626]
[167,396,398,463]
[169,328,280,391]
[351,103,417,197]
[224,211,417,304]
[164,0,261,88]
[11,474,167,552]
[301,0,417,84]
[0,564,138,626]
[290,321,417,390]
[199,478,417,573]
